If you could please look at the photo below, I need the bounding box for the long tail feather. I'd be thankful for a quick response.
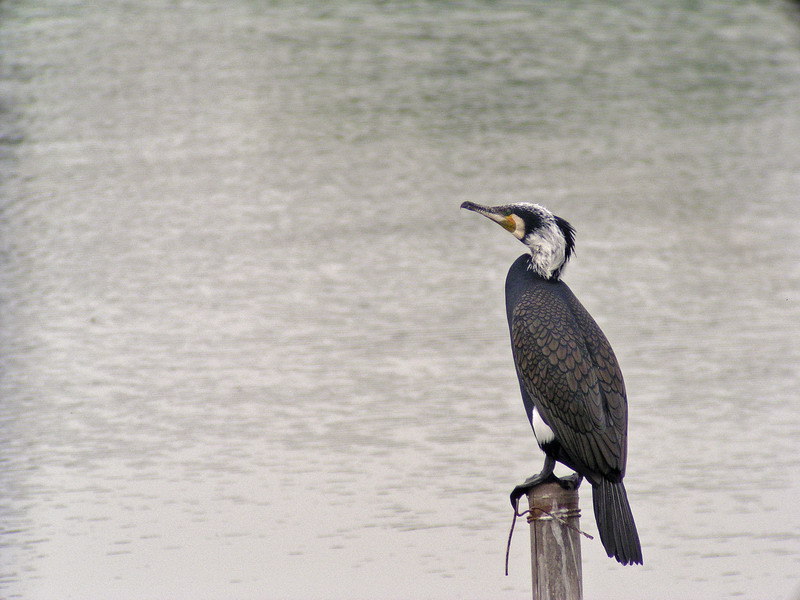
[592,479,643,565]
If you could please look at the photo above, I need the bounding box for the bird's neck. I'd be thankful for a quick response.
[525,237,566,281]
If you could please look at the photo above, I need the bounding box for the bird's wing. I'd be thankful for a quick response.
[562,289,629,468]
[510,286,627,477]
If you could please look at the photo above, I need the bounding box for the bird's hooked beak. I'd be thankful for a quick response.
[460,201,525,239]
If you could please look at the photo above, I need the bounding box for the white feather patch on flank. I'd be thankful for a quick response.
[530,406,555,446]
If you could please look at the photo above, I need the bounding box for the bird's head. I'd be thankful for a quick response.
[461,201,575,281]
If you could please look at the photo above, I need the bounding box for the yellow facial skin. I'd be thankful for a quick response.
[503,214,526,240]
[500,215,516,232]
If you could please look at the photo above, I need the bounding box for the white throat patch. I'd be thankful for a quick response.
[508,213,527,240]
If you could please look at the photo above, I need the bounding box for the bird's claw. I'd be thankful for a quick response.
[509,472,582,511]
[509,472,555,512]
[509,485,529,514]
[556,473,583,491]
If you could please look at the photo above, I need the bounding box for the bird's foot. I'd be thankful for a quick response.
[509,471,583,513]
[509,471,559,514]
[555,472,583,491]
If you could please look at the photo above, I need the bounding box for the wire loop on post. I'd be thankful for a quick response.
[505,500,594,577]
[527,507,581,523]
[526,507,592,539]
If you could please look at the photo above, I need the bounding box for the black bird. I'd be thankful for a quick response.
[461,201,643,566]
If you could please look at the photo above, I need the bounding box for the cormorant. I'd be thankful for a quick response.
[461,201,643,566]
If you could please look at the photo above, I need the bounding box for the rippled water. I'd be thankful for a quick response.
[2,1,800,598]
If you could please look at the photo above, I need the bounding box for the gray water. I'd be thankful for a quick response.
[1,1,800,598]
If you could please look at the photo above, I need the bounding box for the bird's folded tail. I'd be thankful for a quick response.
[592,478,643,565]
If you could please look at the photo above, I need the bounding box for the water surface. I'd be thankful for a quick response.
[1,1,799,598]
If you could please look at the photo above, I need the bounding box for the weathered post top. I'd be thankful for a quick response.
[527,482,583,600]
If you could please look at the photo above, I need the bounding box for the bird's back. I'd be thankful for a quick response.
[504,254,628,482]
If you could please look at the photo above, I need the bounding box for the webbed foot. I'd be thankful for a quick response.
[509,455,556,514]
[556,472,583,490]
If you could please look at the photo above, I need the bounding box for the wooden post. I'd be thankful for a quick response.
[527,482,583,600]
